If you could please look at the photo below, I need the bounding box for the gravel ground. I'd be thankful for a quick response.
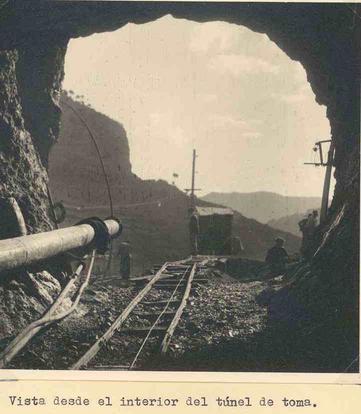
[142,273,270,371]
[170,278,267,356]
[8,278,136,369]
[7,264,271,371]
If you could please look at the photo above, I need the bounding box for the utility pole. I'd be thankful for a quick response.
[190,149,196,209]
[320,141,335,225]
[304,139,335,225]
[184,149,201,210]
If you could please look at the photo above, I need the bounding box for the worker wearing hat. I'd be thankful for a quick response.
[265,237,289,277]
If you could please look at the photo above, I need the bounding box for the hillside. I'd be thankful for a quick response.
[49,94,300,274]
[267,209,320,236]
[201,191,321,224]
[267,213,305,236]
[49,93,134,206]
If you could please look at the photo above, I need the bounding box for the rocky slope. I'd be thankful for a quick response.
[49,93,133,206]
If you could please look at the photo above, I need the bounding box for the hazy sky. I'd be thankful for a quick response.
[63,16,332,197]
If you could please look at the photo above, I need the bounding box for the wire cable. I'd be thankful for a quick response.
[62,100,114,218]
[62,100,115,276]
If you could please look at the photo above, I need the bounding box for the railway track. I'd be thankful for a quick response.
[71,258,208,370]
[0,254,212,370]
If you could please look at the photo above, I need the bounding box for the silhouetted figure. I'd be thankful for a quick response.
[119,241,131,280]
[230,235,244,256]
[299,213,311,258]
[299,210,319,260]
[307,210,319,234]
[189,211,199,255]
[265,237,289,277]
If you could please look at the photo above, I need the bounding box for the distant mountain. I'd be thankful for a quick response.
[201,191,321,224]
[49,93,301,273]
[267,209,320,236]
[267,213,304,236]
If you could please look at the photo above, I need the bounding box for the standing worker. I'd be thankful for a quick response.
[299,210,319,261]
[231,235,244,256]
[305,210,319,260]
[299,213,311,259]
[119,241,132,282]
[189,210,200,256]
[265,237,289,277]
[307,210,319,233]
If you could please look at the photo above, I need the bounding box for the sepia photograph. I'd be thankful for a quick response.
[0,0,359,375]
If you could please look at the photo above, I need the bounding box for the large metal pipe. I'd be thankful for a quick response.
[0,219,121,273]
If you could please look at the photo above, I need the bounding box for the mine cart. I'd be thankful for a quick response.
[189,207,234,255]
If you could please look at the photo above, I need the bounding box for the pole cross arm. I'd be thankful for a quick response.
[0,218,122,273]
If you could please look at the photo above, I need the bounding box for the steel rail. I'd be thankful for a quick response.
[70,262,169,370]
[1,258,199,370]
[160,263,197,354]
[0,219,120,273]
[128,265,190,370]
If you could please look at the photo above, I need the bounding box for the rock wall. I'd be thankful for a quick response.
[16,36,68,167]
[0,49,52,236]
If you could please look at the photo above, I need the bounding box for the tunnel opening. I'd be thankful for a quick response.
[59,16,333,200]
[49,16,333,271]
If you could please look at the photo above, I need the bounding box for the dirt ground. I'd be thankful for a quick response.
[6,260,276,371]
[6,258,352,373]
